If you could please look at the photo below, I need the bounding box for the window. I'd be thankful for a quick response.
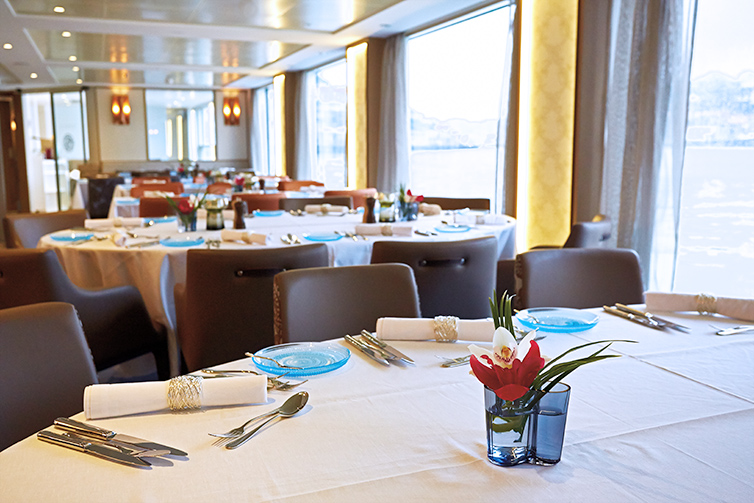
[146,90,216,162]
[675,0,754,297]
[311,59,347,189]
[407,3,513,205]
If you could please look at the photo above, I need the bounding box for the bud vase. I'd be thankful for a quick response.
[484,386,533,466]
[176,213,197,232]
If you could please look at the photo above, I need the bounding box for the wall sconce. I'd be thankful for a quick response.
[223,96,241,126]
[111,94,131,125]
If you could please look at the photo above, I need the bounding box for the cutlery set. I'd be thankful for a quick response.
[197,368,308,391]
[344,330,415,366]
[280,233,301,245]
[603,304,690,332]
[38,417,188,467]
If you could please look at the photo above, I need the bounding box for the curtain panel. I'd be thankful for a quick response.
[601,0,697,290]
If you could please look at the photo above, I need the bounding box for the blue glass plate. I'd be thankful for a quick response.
[119,198,139,205]
[252,342,350,377]
[148,216,177,224]
[303,233,343,242]
[159,236,205,247]
[50,231,94,242]
[435,224,471,233]
[516,308,599,333]
[253,210,284,217]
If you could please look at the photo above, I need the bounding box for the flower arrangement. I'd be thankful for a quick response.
[166,192,206,232]
[398,183,424,204]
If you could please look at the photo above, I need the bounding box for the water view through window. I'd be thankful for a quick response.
[675,0,754,297]
[312,60,347,189]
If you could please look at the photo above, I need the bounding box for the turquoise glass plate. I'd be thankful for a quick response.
[147,216,177,223]
[435,224,471,233]
[252,342,350,377]
[119,198,139,205]
[516,307,599,333]
[303,233,343,242]
[254,210,284,217]
[50,231,94,242]
[159,236,205,247]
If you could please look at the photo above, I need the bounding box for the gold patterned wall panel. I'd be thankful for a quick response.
[519,0,578,249]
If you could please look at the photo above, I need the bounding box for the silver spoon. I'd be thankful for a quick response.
[280,235,291,245]
[224,391,309,449]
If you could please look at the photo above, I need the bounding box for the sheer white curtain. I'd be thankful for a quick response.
[496,0,519,215]
[601,0,697,290]
[376,34,409,193]
[291,71,316,181]
[250,87,268,174]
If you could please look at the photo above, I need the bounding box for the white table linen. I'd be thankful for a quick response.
[1,310,752,502]
[37,213,516,375]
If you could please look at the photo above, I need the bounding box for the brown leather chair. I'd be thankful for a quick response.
[563,215,612,248]
[0,249,169,379]
[3,210,88,249]
[514,248,644,310]
[420,197,491,211]
[324,188,378,209]
[130,182,184,198]
[139,196,190,218]
[0,302,98,451]
[279,196,353,211]
[277,180,325,191]
[206,182,233,195]
[231,192,287,212]
[370,236,498,319]
[273,263,421,344]
[174,245,329,372]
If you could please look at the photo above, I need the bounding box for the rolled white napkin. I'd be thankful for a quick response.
[645,291,754,322]
[376,317,494,342]
[119,217,144,228]
[482,214,513,225]
[111,229,128,247]
[354,223,413,237]
[142,190,175,198]
[85,218,115,230]
[84,375,267,420]
[419,203,442,216]
[305,204,349,215]
[220,228,270,245]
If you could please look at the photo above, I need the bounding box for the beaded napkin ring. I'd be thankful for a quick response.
[167,375,204,411]
[696,293,718,315]
[434,316,459,342]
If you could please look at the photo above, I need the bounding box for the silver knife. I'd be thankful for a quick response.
[344,334,390,366]
[355,334,397,362]
[54,417,188,456]
[615,304,690,332]
[37,430,151,467]
[360,330,415,364]
[603,305,665,330]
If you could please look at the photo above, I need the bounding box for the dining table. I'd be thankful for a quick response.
[37,210,517,375]
[1,307,751,502]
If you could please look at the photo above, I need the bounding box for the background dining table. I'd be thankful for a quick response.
[37,211,517,375]
[1,308,751,502]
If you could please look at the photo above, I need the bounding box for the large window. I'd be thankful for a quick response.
[311,60,347,189]
[407,3,512,204]
[146,90,216,162]
[675,0,754,297]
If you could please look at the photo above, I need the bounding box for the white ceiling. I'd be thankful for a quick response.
[0,0,498,92]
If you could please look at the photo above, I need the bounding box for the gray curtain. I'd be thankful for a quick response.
[250,87,268,174]
[601,0,697,290]
[376,34,409,194]
[292,71,316,181]
[496,0,519,216]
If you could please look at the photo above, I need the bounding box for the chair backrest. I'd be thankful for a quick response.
[231,192,287,212]
[563,216,612,248]
[206,182,233,195]
[370,236,498,319]
[130,182,184,198]
[420,197,491,211]
[279,196,353,211]
[2,209,88,249]
[139,196,189,218]
[87,177,125,219]
[323,188,378,209]
[274,263,421,344]
[277,180,325,191]
[0,302,98,451]
[177,245,329,371]
[515,248,644,309]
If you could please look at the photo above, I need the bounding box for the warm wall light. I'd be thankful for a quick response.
[222,96,241,125]
[112,94,131,124]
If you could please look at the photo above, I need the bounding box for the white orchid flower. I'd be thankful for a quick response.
[469,327,538,369]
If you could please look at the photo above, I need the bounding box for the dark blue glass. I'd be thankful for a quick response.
[531,382,571,465]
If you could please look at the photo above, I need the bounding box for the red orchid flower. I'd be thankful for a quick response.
[470,340,545,401]
[177,200,193,214]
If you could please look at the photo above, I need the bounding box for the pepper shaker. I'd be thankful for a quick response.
[233,200,247,229]
[363,196,376,224]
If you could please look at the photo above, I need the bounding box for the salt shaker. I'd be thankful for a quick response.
[233,200,247,229]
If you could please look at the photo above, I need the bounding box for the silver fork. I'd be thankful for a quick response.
[210,409,282,446]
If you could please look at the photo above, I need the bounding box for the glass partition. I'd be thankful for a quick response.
[146,90,216,162]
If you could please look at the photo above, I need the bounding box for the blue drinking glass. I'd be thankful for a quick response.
[531,382,571,465]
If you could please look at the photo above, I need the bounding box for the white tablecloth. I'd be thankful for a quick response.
[1,310,752,502]
[37,213,516,375]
